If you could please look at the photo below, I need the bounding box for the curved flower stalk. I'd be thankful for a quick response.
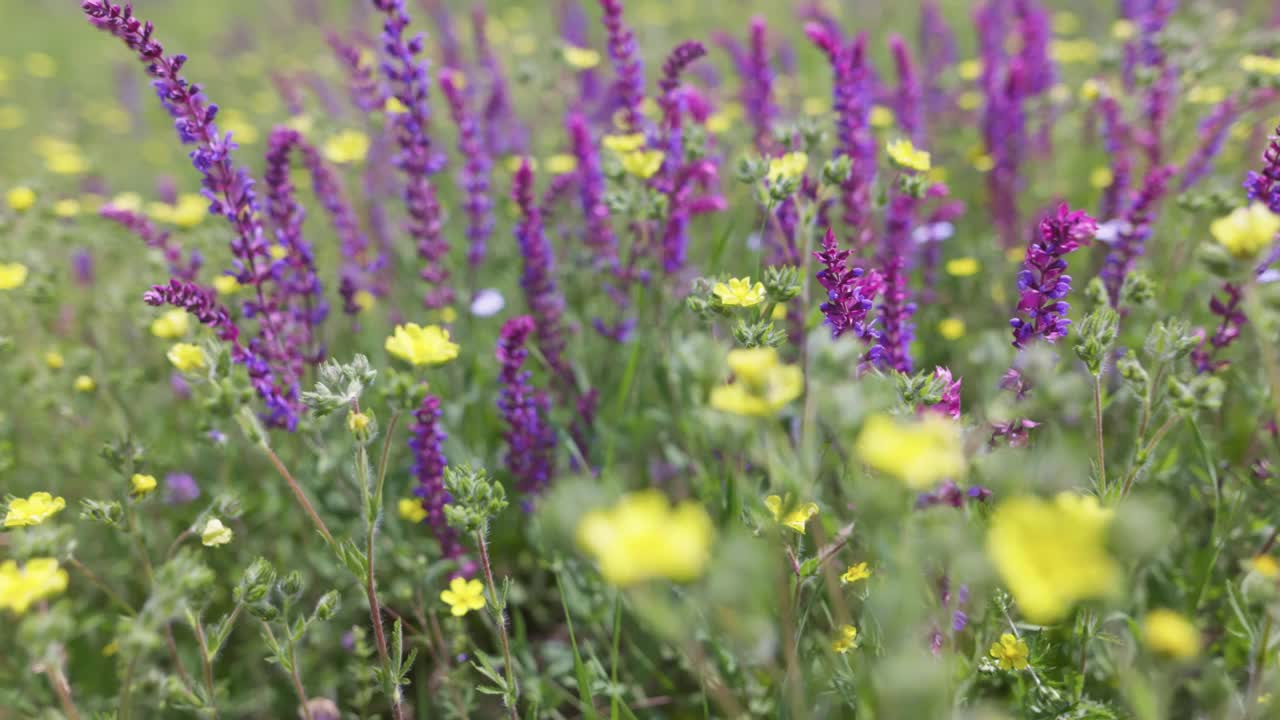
[99,205,201,281]
[1192,283,1246,374]
[1179,96,1236,192]
[1096,95,1134,222]
[655,40,718,275]
[512,160,571,384]
[1010,203,1097,349]
[887,35,922,143]
[439,68,495,271]
[471,7,526,156]
[567,112,618,268]
[598,0,646,132]
[327,32,386,113]
[496,316,557,498]
[1100,165,1174,306]
[372,0,452,309]
[424,0,463,70]
[408,394,466,563]
[82,0,301,428]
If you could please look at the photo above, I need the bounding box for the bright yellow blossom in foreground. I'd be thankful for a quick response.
[562,45,601,69]
[766,151,808,185]
[150,308,190,339]
[130,473,158,497]
[1251,554,1280,578]
[854,415,965,488]
[202,518,233,547]
[886,138,931,172]
[1211,203,1280,260]
[0,558,68,614]
[348,411,372,433]
[0,262,28,290]
[764,494,819,534]
[831,625,858,654]
[602,133,646,154]
[74,375,96,393]
[323,129,371,165]
[989,633,1030,670]
[167,343,206,372]
[6,186,35,212]
[987,493,1119,623]
[577,490,713,587]
[213,275,241,295]
[1241,54,1280,76]
[385,323,459,366]
[841,562,872,585]
[709,348,804,417]
[1143,609,1200,660]
[398,498,427,523]
[713,277,766,307]
[4,492,66,527]
[620,149,664,179]
[440,577,486,617]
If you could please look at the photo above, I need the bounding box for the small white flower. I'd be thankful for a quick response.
[1094,219,1132,245]
[470,289,505,317]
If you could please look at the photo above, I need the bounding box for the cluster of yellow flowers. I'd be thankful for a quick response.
[385,323,460,366]
[0,558,69,614]
[854,415,965,489]
[712,277,766,308]
[4,491,66,527]
[709,348,803,417]
[0,261,28,290]
[766,152,808,185]
[168,343,206,372]
[576,490,713,587]
[323,129,371,165]
[147,193,208,229]
[603,133,664,180]
[764,494,818,534]
[885,138,931,172]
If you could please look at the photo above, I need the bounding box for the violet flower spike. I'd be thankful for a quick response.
[568,112,618,269]
[1179,96,1236,192]
[439,68,495,270]
[328,33,386,113]
[919,1,957,115]
[100,205,201,281]
[496,316,558,498]
[887,35,922,143]
[873,192,919,373]
[598,0,646,133]
[1100,165,1174,306]
[512,160,571,385]
[408,393,468,565]
[813,228,882,344]
[1010,203,1097,349]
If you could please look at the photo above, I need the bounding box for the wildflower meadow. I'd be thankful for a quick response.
[7,0,1280,717]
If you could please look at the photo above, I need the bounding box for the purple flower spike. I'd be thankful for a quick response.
[439,68,494,270]
[919,1,957,115]
[408,394,467,565]
[568,113,618,268]
[598,0,646,132]
[100,205,201,281]
[887,35,922,142]
[1010,203,1097,349]
[922,367,961,420]
[328,33,386,113]
[512,160,571,385]
[814,228,882,343]
[1101,165,1174,306]
[496,316,557,498]
[1180,97,1237,192]
[874,193,919,373]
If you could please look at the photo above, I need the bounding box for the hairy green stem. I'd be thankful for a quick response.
[475,529,519,720]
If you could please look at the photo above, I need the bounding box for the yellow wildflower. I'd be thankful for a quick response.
[562,45,601,70]
[546,153,578,174]
[220,110,258,145]
[1052,11,1080,35]
[1241,54,1280,77]
[802,96,829,116]
[102,641,119,657]
[1080,78,1103,102]
[44,351,64,369]
[764,494,819,534]
[150,308,190,339]
[201,518,233,547]
[1211,203,1280,260]
[73,375,96,393]
[831,625,858,654]
[170,193,208,229]
[988,633,1030,670]
[576,490,714,587]
[1050,39,1098,65]
[986,493,1119,623]
[620,149,664,179]
[0,262,28,290]
[398,498,427,523]
[384,96,407,114]
[938,317,966,340]
[1251,555,1280,578]
[385,323,460,366]
[766,152,808,185]
[771,304,788,321]
[602,133,646,154]
[886,138,931,172]
[945,257,980,277]
[440,577,486,617]
[45,151,88,175]
[354,290,376,312]
[130,473,158,498]
[1090,167,1114,189]
[869,105,894,129]
[286,114,315,134]
[348,411,371,432]
[709,348,804,417]
[840,562,872,585]
[7,186,35,212]
[0,106,26,130]
[213,275,241,295]
[854,415,965,489]
[713,277,766,307]
[972,153,995,173]
[4,492,66,527]
[1187,84,1226,105]
[706,103,742,134]
[108,191,142,212]
[1142,609,1200,660]
[0,558,69,614]
[53,199,81,218]
[1111,19,1137,40]
[24,52,56,79]
[957,91,983,111]
[323,129,371,165]
[167,343,206,372]
[958,60,982,81]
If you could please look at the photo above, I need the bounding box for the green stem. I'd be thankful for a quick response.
[261,444,334,546]
[356,443,405,720]
[192,619,218,717]
[475,529,519,720]
[1092,375,1107,493]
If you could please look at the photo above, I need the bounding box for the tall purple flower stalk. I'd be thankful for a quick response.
[598,0,646,132]
[1138,0,1177,167]
[919,1,957,115]
[657,41,712,274]
[1179,96,1236,191]
[742,17,777,151]
[82,0,301,428]
[568,112,618,269]
[327,33,386,112]
[372,0,452,309]
[424,0,463,69]
[975,0,1030,248]
[1101,165,1174,305]
[100,205,201,281]
[408,393,467,564]
[887,35,922,143]
[263,128,327,363]
[496,316,558,498]
[513,160,571,384]
[559,0,600,103]
[1013,0,1055,96]
[874,193,919,372]
[439,68,494,271]
[1192,283,1246,374]
[1097,95,1134,221]
[814,228,882,345]
[471,7,526,156]
[1010,203,1097,348]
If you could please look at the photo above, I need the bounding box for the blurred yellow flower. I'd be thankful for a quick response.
[73,375,96,393]
[562,45,601,69]
[354,290,376,312]
[53,199,81,218]
[1052,11,1080,34]
[44,350,64,369]
[1142,609,1200,660]
[150,308,190,339]
[1080,78,1103,101]
[1211,203,1280,260]
[385,323,460,366]
[1050,39,1098,64]
[167,343,206,372]
[620,150,664,179]
[269,245,289,261]
[938,317,966,340]
[886,138,931,172]
[713,277,766,307]
[709,348,803,417]
[7,186,35,212]
[347,411,371,432]
[986,493,1119,623]
[764,494,819,534]
[108,191,142,212]
[0,558,68,614]
[130,473,158,498]
[323,129,371,165]
[170,194,208,229]
[221,110,259,145]
[213,275,241,295]
[831,624,858,653]
[0,105,24,130]
[398,498,427,523]
[4,492,66,527]
[1090,167,1114,189]
[46,151,88,175]
[440,577,486,617]
[545,153,578,174]
[972,153,995,173]
[0,262,28,290]
[869,105,894,128]
[854,415,965,489]
[958,60,982,81]
[23,52,56,79]
[802,96,829,116]
[602,133,646,154]
[285,114,315,134]
[1241,54,1280,77]
[1187,84,1226,105]
[201,518,233,547]
[1251,554,1280,578]
[766,152,808,185]
[706,103,742,135]
[989,633,1030,670]
[945,257,980,277]
[1111,19,1137,40]
[384,96,407,114]
[840,562,872,585]
[576,490,713,587]
[957,91,982,111]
